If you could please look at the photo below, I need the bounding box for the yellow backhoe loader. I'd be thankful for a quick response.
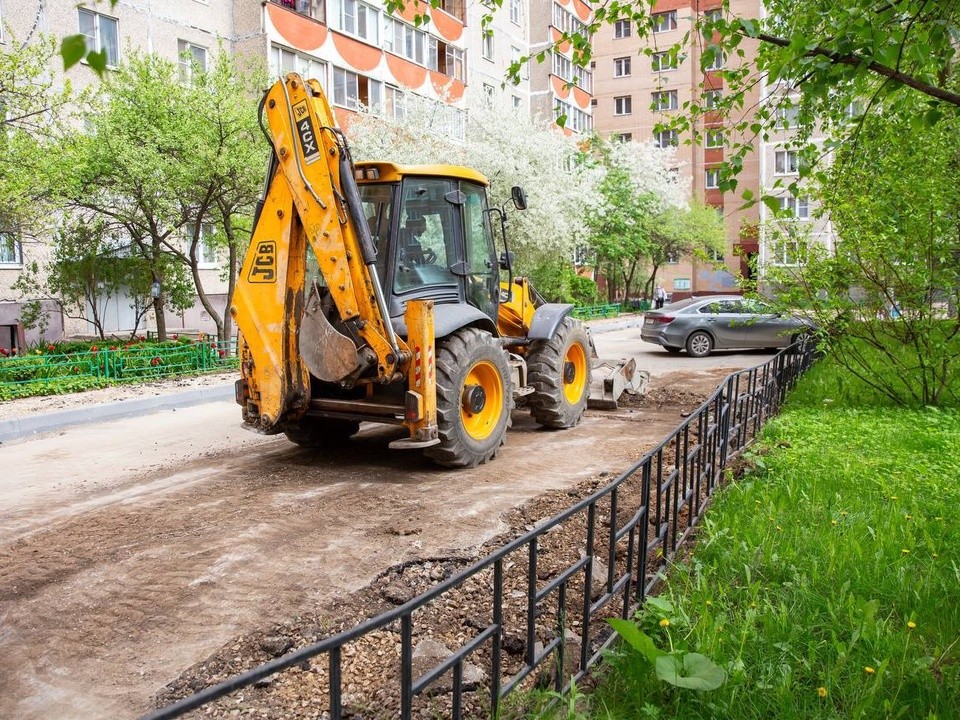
[232,73,603,467]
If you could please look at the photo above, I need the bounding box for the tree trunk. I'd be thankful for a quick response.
[222,228,239,346]
[153,296,167,341]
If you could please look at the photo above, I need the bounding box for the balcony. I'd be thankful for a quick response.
[270,0,325,24]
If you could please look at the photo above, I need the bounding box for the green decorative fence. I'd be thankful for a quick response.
[572,303,622,320]
[0,338,238,400]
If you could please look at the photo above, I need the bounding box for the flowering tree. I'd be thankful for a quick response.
[347,92,601,269]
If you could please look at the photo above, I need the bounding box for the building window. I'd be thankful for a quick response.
[652,51,678,72]
[79,9,119,67]
[705,47,725,70]
[613,56,631,77]
[333,66,382,111]
[704,89,722,108]
[705,168,720,189]
[509,0,521,25]
[482,83,495,99]
[553,3,588,37]
[655,130,678,148]
[552,52,591,91]
[652,90,678,111]
[613,95,632,116]
[770,239,805,266]
[275,0,325,23]
[778,195,810,220]
[385,85,405,119]
[340,0,379,44]
[0,234,22,265]
[481,30,494,60]
[666,251,681,264]
[776,104,799,128]
[674,277,691,290]
[590,98,597,107]
[652,10,677,33]
[554,98,593,133]
[186,223,218,267]
[271,45,327,87]
[775,150,800,175]
[513,95,522,109]
[704,8,723,23]
[618,132,632,142]
[177,40,207,84]
[705,129,723,147]
[614,19,631,38]
[708,246,725,262]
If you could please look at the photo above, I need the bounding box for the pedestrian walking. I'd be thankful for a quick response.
[654,284,666,309]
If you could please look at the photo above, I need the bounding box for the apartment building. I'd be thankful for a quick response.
[1,1,243,348]
[0,0,505,348]
[590,0,834,299]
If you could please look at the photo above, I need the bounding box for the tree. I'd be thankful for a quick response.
[159,50,266,343]
[583,136,686,301]
[0,33,75,240]
[347,91,601,269]
[583,136,721,302]
[644,201,725,299]
[767,105,960,406]
[56,51,263,342]
[13,217,156,340]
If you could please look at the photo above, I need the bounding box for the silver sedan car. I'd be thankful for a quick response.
[640,295,814,357]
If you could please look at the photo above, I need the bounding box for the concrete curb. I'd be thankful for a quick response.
[0,383,235,444]
[585,316,645,334]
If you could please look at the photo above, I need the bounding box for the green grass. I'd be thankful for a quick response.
[575,364,960,719]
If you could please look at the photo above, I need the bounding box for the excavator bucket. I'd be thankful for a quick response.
[588,357,650,410]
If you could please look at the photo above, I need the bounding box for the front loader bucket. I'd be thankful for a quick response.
[587,358,650,410]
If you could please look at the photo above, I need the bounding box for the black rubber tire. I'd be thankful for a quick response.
[284,417,360,448]
[686,330,714,358]
[425,327,513,468]
[664,345,683,354]
[527,317,592,429]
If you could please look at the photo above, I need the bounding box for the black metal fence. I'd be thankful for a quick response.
[144,341,816,720]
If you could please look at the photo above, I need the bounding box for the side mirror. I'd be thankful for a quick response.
[499,251,515,270]
[511,186,527,211]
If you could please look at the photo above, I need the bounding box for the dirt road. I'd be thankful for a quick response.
[1,337,771,719]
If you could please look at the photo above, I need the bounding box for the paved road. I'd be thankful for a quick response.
[592,321,777,376]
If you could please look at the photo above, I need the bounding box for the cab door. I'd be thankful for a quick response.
[460,182,499,322]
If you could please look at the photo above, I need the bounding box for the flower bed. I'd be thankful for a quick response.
[0,336,237,401]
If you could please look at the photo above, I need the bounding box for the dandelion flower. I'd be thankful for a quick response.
[901,549,910,554]
[831,520,838,526]
[817,687,827,698]
[659,618,670,628]
[750,602,757,609]
[889,496,898,501]
[706,600,713,607]
[776,525,783,531]
[933,553,939,559]
[865,666,875,675]
[908,621,916,629]
[840,511,848,516]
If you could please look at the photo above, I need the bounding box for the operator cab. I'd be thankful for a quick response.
[356,162,500,327]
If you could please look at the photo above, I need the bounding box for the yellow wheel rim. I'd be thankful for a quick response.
[562,341,588,405]
[461,360,504,441]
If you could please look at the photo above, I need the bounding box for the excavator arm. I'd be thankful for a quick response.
[233,73,414,433]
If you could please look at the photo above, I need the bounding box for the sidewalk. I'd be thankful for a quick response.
[1,316,644,444]
[0,383,234,444]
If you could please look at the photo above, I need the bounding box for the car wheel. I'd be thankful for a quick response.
[686,330,713,358]
[663,345,682,354]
